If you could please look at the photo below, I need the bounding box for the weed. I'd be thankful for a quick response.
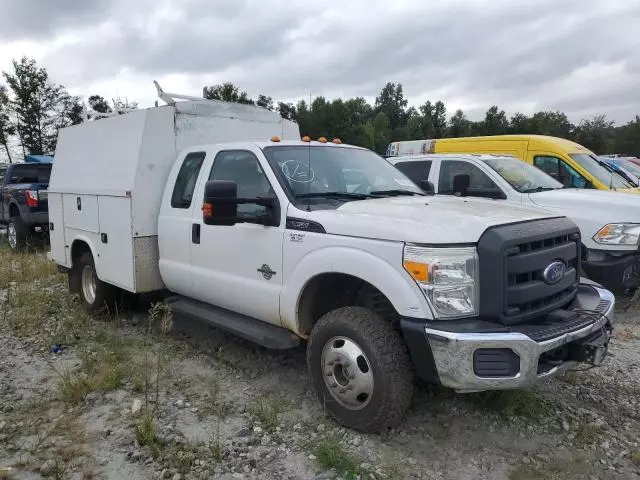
[208,421,223,462]
[133,413,162,458]
[574,421,604,446]
[58,370,92,405]
[200,378,233,418]
[467,389,552,418]
[631,451,640,465]
[249,394,283,431]
[165,442,198,472]
[310,438,365,479]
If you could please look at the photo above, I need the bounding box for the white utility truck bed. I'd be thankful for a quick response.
[48,99,299,293]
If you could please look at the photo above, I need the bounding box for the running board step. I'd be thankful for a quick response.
[166,296,301,350]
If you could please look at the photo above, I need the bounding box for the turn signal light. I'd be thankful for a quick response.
[202,202,213,218]
[403,260,428,282]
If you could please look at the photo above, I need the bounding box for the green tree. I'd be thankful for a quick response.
[375,82,407,131]
[88,94,112,114]
[509,112,532,133]
[256,94,274,111]
[56,93,84,128]
[277,102,297,121]
[614,115,640,157]
[0,85,15,162]
[448,109,473,137]
[482,106,509,135]
[574,114,615,154]
[2,56,67,155]
[203,82,254,105]
[529,111,573,138]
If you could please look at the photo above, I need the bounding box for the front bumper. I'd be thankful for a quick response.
[583,252,640,290]
[401,284,614,392]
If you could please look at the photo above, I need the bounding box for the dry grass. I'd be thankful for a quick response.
[0,241,57,289]
[466,389,553,418]
[574,420,605,446]
[249,394,284,432]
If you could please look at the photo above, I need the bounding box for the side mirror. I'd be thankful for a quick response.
[203,180,239,226]
[452,174,470,196]
[202,180,280,227]
[418,179,435,195]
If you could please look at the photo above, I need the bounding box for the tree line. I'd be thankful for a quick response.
[1,56,639,162]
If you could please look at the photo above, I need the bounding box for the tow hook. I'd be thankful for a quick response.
[569,326,612,367]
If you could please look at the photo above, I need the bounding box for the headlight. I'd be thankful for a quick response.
[593,223,640,245]
[403,245,478,319]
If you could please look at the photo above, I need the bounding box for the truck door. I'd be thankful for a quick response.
[189,148,283,325]
[158,151,207,295]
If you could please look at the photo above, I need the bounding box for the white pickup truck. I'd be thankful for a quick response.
[386,152,640,293]
[48,86,614,432]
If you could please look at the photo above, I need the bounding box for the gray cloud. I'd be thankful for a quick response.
[4,0,640,122]
[0,0,111,40]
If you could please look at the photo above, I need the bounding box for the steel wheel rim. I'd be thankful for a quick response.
[7,223,16,248]
[81,264,97,305]
[321,336,374,410]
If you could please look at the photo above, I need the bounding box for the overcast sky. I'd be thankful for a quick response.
[1,0,639,123]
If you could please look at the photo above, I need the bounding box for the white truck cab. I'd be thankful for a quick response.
[48,86,614,432]
[388,153,640,293]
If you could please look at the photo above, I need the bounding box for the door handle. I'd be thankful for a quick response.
[192,223,200,244]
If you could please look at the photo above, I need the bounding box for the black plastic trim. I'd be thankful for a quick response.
[285,217,326,233]
[477,217,581,325]
[473,349,520,377]
[400,317,440,384]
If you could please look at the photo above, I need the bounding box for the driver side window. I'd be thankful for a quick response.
[534,156,588,188]
[208,150,275,219]
[438,160,504,199]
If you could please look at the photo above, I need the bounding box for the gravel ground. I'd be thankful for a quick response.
[0,259,639,479]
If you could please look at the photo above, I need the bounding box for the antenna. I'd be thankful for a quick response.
[306,91,312,211]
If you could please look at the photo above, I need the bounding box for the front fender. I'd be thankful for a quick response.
[280,246,432,333]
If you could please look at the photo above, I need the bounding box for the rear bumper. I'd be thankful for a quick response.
[583,252,640,290]
[401,284,614,392]
[21,210,49,227]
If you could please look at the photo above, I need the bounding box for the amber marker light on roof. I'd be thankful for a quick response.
[271,135,281,142]
[332,138,342,144]
[302,136,311,142]
[318,137,328,143]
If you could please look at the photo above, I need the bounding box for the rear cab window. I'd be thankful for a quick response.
[171,152,206,208]
[8,164,52,184]
[393,160,432,183]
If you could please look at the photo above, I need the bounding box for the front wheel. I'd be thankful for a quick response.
[306,307,414,433]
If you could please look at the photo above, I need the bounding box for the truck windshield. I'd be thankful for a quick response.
[262,145,423,201]
[482,156,562,193]
[570,154,631,189]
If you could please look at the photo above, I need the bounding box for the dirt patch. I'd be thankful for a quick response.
[1,245,639,479]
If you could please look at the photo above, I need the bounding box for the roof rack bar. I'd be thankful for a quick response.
[154,80,220,106]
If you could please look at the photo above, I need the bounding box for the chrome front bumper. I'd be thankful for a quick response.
[424,286,615,393]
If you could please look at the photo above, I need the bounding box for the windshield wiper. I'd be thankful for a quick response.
[521,186,558,193]
[295,191,372,200]
[369,189,424,197]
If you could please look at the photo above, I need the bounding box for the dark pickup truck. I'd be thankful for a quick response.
[0,162,51,249]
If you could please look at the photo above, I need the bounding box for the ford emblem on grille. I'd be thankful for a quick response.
[542,260,566,285]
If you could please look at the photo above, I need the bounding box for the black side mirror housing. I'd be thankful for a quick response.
[418,180,435,195]
[202,180,280,227]
[452,174,471,196]
[203,180,239,226]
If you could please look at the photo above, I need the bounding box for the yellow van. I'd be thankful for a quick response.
[386,135,640,193]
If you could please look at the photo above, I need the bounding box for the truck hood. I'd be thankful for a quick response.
[530,188,640,218]
[306,196,556,244]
